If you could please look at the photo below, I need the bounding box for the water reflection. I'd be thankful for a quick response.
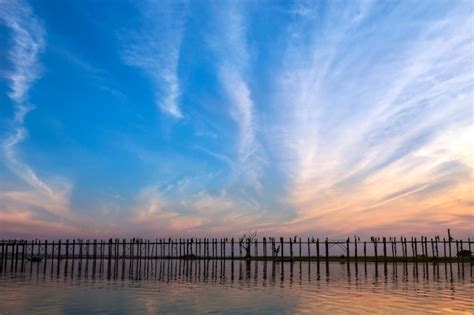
[0,259,472,314]
[2,256,471,283]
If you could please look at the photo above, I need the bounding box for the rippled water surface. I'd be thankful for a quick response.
[0,260,472,314]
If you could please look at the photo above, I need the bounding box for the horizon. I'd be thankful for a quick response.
[0,0,473,239]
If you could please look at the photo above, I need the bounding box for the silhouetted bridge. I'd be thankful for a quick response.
[1,234,472,274]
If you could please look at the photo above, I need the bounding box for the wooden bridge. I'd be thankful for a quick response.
[0,234,472,274]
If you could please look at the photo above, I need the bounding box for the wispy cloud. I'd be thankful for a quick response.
[210,3,265,189]
[271,2,473,235]
[129,184,273,236]
[122,0,187,119]
[0,0,72,220]
[0,0,45,104]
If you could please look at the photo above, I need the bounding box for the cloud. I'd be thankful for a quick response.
[122,0,187,118]
[270,2,473,236]
[0,0,73,221]
[0,0,45,104]
[210,3,266,189]
[128,183,279,237]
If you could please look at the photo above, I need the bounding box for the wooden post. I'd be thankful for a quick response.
[255,239,258,258]
[108,239,112,265]
[146,239,150,259]
[354,236,358,261]
[34,239,40,265]
[21,241,26,271]
[404,237,408,258]
[3,242,7,272]
[393,237,397,259]
[7,241,13,272]
[211,238,214,258]
[56,239,61,274]
[421,236,425,259]
[158,238,165,258]
[272,238,276,258]
[246,238,250,258]
[307,238,311,259]
[223,238,226,258]
[280,237,284,260]
[202,238,205,258]
[383,237,387,262]
[290,238,293,259]
[238,238,241,258]
[448,236,452,260]
[425,237,429,261]
[263,237,267,259]
[0,242,4,272]
[363,242,367,262]
[374,239,378,262]
[14,241,19,272]
[468,238,471,258]
[9,241,15,271]
[421,236,424,258]
[346,237,350,262]
[431,238,435,259]
[178,238,181,257]
[299,237,302,258]
[50,240,55,273]
[198,238,201,258]
[219,238,222,258]
[401,237,405,259]
[65,239,70,262]
[414,237,418,258]
[443,238,446,259]
[405,237,408,258]
[325,238,329,261]
[455,240,459,259]
[4,242,7,272]
[93,239,97,265]
[316,238,320,261]
[158,239,161,258]
[84,239,89,263]
[0,241,4,272]
[399,237,403,259]
[71,239,75,262]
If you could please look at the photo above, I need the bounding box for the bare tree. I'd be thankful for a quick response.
[241,232,257,258]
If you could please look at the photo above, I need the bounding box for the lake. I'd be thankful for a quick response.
[0,259,472,314]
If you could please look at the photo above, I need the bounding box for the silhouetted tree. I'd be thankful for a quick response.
[241,232,257,258]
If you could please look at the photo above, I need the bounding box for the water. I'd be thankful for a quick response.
[0,259,472,314]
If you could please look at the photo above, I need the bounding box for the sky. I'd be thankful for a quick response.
[0,0,472,239]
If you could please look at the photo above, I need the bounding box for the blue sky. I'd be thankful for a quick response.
[0,0,472,238]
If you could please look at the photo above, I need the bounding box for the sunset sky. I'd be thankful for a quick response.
[0,0,472,239]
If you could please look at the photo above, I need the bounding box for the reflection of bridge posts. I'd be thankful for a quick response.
[271,261,276,283]
[231,260,234,281]
[281,260,285,282]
